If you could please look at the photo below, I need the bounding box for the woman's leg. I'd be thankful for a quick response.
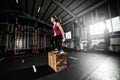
[55,35,64,53]
[50,36,56,49]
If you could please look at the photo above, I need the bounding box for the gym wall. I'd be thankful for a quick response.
[63,0,120,52]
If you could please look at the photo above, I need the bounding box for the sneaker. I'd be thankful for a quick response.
[51,49,58,53]
[58,50,65,54]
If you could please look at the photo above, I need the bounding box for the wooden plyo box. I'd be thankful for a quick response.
[48,52,67,72]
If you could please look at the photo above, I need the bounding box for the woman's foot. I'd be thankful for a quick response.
[58,49,65,54]
[51,48,58,53]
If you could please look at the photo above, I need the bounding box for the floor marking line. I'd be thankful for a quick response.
[0,58,5,61]
[32,65,37,73]
[69,57,78,60]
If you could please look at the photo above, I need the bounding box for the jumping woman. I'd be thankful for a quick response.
[50,16,65,54]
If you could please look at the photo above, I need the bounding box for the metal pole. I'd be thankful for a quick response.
[91,11,95,35]
[44,34,46,52]
[33,22,37,53]
[27,27,29,49]
[116,0,120,20]
[107,3,114,34]
[37,29,39,48]
[96,9,99,23]
[18,26,20,51]
[14,17,18,55]
[6,25,9,49]
[26,27,27,49]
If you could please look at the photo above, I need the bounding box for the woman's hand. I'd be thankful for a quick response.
[62,37,65,42]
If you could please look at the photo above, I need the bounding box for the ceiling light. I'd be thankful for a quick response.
[37,7,41,13]
[16,0,18,4]
[75,20,78,23]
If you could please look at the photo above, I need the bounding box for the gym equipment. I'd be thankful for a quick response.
[14,17,18,55]
[33,29,37,53]
[21,59,25,64]
[17,27,21,51]
[33,20,37,53]
[48,52,67,72]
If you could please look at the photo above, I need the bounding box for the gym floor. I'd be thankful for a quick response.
[0,50,120,80]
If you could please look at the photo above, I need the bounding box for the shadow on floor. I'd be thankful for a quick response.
[0,65,55,80]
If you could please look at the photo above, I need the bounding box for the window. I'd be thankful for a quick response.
[90,21,105,35]
[112,16,120,32]
[90,16,120,35]
[90,25,94,35]
[94,22,105,35]
[65,31,72,39]
[106,19,112,32]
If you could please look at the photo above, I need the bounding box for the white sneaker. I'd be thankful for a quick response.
[51,50,58,53]
[58,50,65,54]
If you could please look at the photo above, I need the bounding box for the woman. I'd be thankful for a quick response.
[50,16,65,54]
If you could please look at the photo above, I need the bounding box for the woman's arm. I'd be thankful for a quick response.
[57,23,65,42]
[54,30,56,36]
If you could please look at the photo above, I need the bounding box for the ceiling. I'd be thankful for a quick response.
[0,0,107,25]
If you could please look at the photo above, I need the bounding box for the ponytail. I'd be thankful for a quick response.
[52,16,61,23]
